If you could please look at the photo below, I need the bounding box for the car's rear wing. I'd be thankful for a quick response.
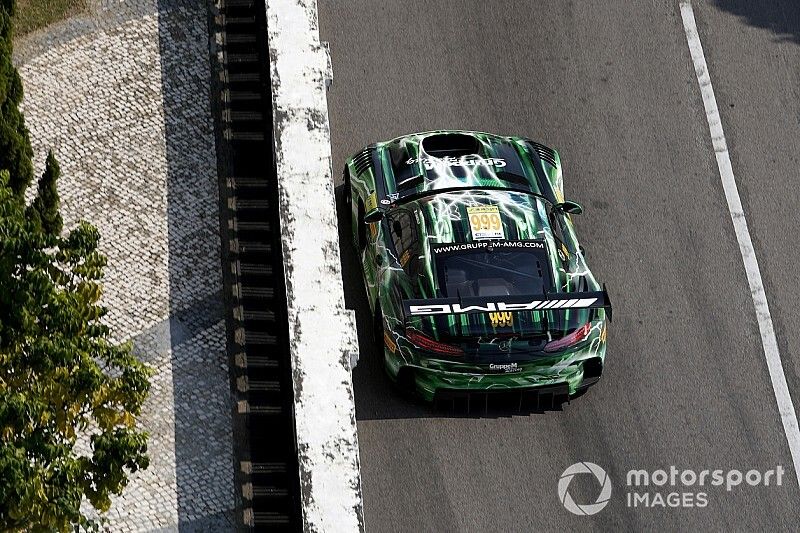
[401,286,612,321]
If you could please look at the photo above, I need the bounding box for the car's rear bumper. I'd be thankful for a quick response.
[405,358,598,403]
[432,382,572,413]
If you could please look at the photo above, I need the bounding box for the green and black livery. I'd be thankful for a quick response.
[343,131,611,403]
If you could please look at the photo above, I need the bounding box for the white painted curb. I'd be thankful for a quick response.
[265,0,364,531]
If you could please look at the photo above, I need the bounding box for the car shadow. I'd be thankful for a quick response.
[334,183,575,421]
[712,0,800,44]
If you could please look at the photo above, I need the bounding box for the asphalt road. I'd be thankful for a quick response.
[318,1,800,530]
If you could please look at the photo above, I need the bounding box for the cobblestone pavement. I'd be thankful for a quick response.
[15,0,238,530]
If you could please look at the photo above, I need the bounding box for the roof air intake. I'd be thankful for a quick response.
[421,133,480,159]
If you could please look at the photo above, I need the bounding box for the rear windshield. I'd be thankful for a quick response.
[434,241,551,298]
[412,240,592,349]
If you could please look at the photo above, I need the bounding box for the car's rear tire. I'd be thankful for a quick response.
[373,306,384,357]
[375,307,418,398]
[342,166,352,211]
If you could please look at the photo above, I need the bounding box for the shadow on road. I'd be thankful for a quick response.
[712,0,800,44]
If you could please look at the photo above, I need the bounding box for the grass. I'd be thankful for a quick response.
[14,0,86,36]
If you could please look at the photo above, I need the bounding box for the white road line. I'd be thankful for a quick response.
[680,1,800,487]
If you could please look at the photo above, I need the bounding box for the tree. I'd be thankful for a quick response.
[0,3,33,196]
[0,168,152,530]
[0,0,151,528]
[27,150,63,236]
[0,169,152,530]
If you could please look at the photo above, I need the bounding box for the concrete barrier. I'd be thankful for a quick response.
[265,0,364,531]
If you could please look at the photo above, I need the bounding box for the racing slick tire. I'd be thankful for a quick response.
[374,305,416,396]
[342,166,352,212]
[372,305,384,357]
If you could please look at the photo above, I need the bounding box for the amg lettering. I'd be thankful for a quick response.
[452,303,497,313]
[408,304,451,315]
[407,297,600,316]
[496,301,543,311]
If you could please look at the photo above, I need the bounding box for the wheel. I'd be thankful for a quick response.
[373,306,384,356]
[374,306,414,396]
[342,166,352,209]
[356,200,366,251]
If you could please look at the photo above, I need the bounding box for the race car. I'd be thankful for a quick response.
[342,130,611,405]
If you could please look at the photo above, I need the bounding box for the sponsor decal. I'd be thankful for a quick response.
[432,240,545,254]
[467,205,505,240]
[407,297,598,316]
[488,362,521,373]
[559,242,570,261]
[383,331,397,353]
[406,156,507,170]
[365,192,378,212]
[488,311,514,328]
[380,192,400,206]
[399,249,411,267]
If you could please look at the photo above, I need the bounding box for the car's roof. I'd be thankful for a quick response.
[402,189,551,248]
[375,130,559,204]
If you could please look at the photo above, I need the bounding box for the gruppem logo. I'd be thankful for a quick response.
[558,462,612,516]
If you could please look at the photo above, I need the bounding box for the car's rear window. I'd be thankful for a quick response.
[434,241,551,298]
[412,240,593,347]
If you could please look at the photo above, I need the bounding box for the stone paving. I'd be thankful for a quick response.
[15,0,238,530]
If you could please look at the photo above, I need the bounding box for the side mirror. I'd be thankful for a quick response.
[556,200,583,215]
[364,209,384,224]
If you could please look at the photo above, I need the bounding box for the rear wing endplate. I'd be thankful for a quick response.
[402,286,612,321]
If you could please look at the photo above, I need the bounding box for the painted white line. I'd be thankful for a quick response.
[680,1,800,487]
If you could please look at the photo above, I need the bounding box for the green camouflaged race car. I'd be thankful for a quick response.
[343,131,611,406]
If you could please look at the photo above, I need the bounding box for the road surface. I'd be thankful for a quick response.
[318,1,800,530]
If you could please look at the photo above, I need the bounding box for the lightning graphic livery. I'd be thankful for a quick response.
[344,130,610,401]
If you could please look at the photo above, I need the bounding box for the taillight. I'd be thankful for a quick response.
[405,328,464,356]
[544,322,592,352]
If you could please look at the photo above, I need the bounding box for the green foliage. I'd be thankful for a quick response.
[0,170,152,530]
[14,0,87,37]
[0,0,152,529]
[0,3,33,196]
[27,150,62,235]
